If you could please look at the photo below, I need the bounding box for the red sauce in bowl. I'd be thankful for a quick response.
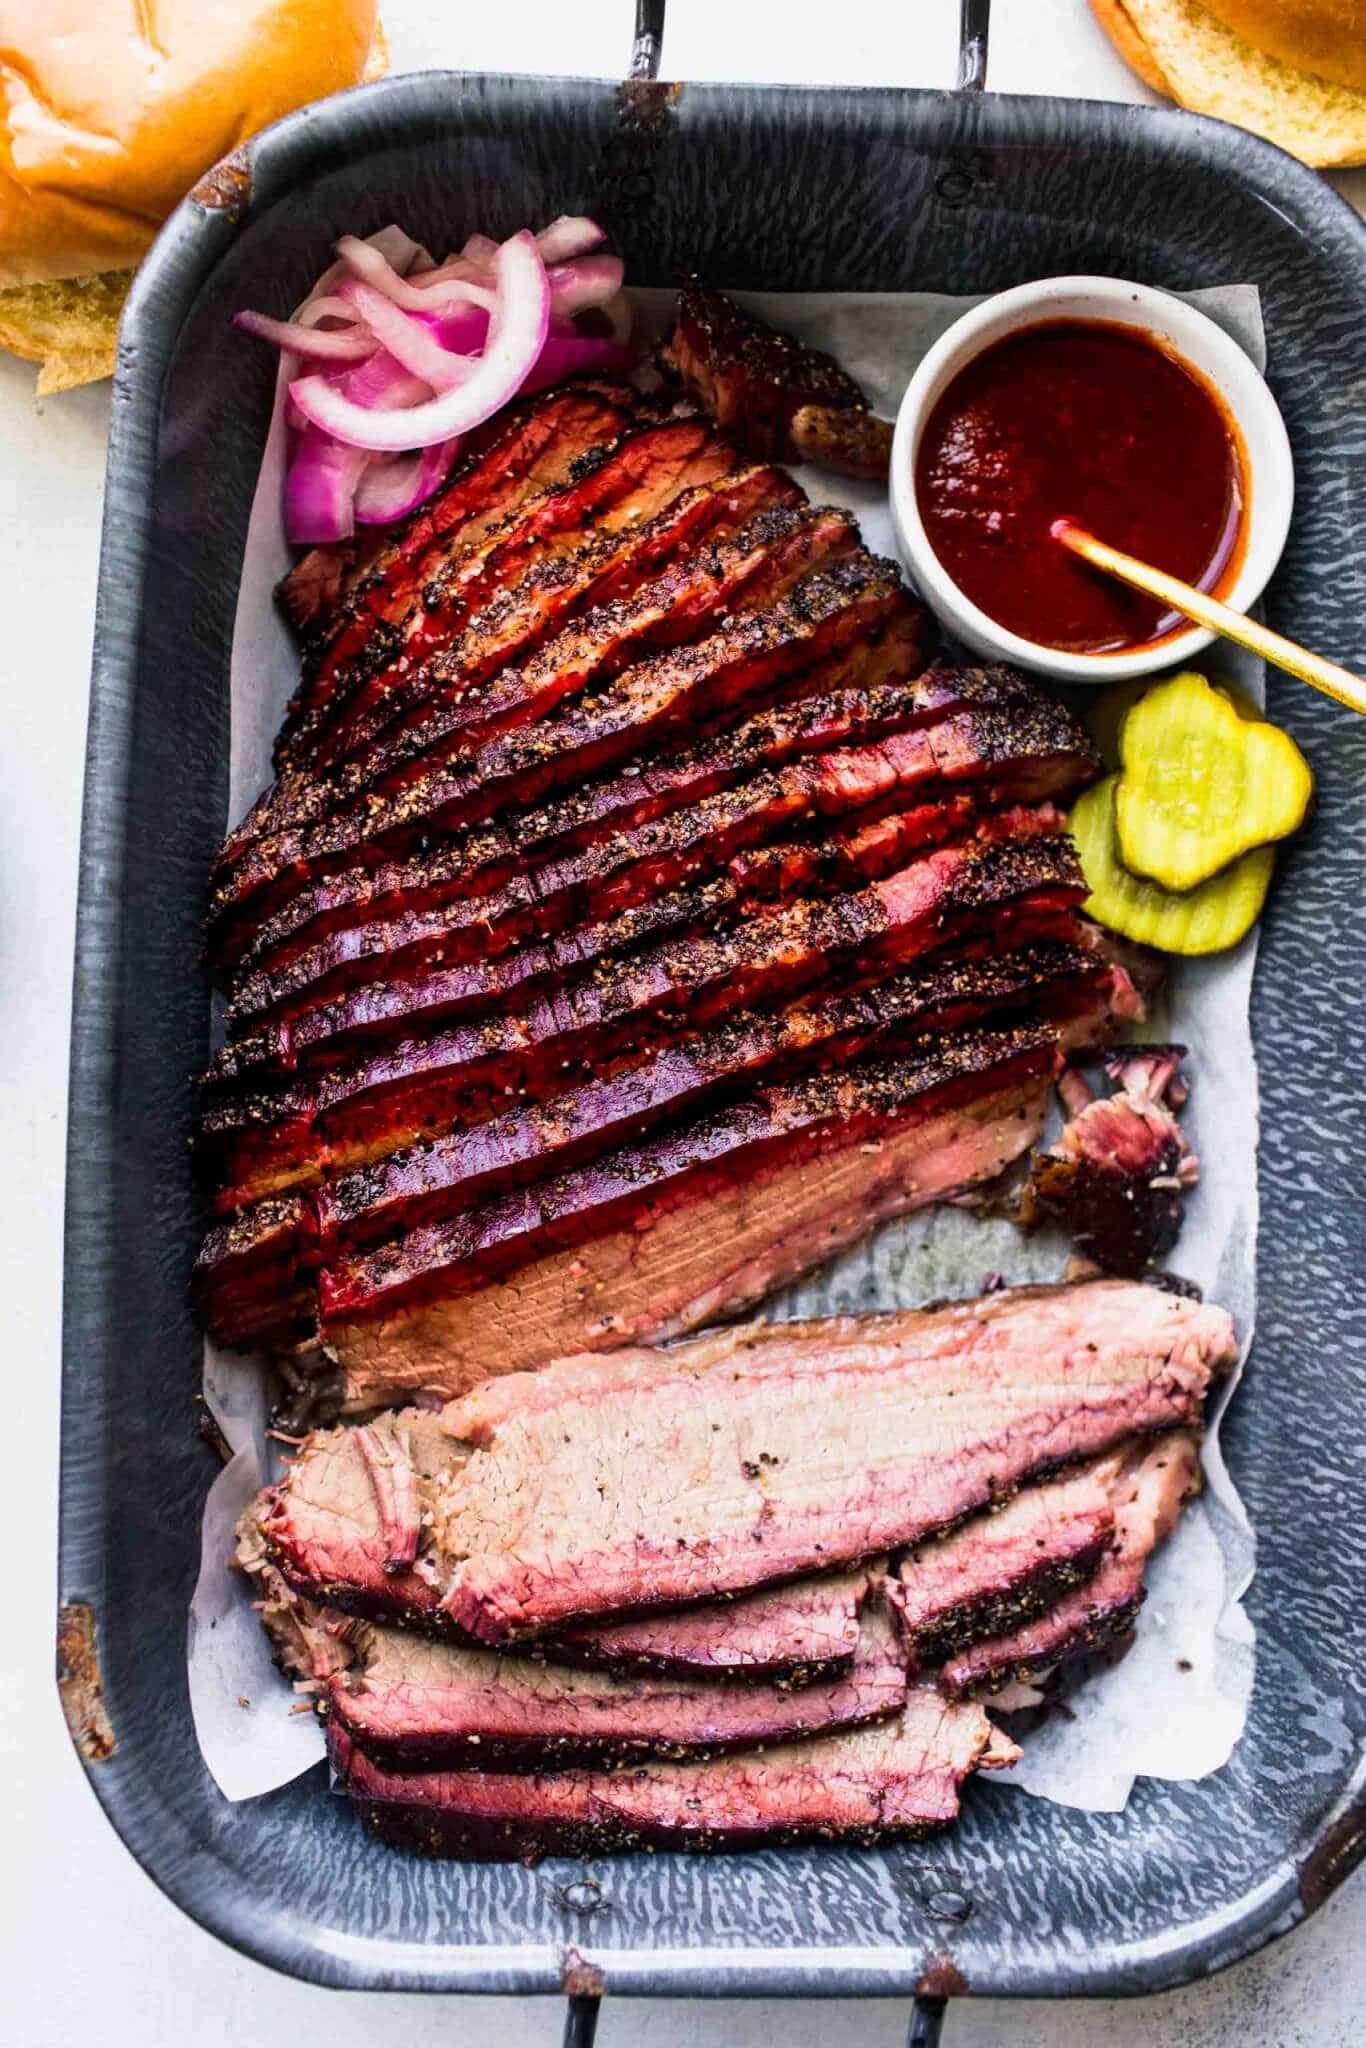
[914,319,1245,653]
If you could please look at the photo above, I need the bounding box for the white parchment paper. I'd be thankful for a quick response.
[189,283,1264,1811]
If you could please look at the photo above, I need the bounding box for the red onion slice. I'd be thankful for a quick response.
[536,215,606,264]
[290,230,551,452]
[285,427,371,542]
[547,254,625,319]
[354,438,462,524]
[334,280,483,391]
[233,308,376,362]
[335,235,495,315]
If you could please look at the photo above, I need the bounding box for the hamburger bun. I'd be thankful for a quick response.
[1091,0,1366,166]
[0,1,385,394]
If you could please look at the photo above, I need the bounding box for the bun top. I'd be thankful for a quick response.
[0,0,380,288]
[1199,0,1366,91]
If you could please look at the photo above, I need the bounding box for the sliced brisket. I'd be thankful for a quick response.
[327,1688,1018,1858]
[279,383,636,757]
[214,622,933,984]
[889,1459,1118,1663]
[207,824,1084,1091]
[309,413,739,771]
[261,1271,1229,1656]
[941,1432,1202,1697]
[196,945,1117,1347]
[322,1601,906,1771]
[206,558,913,953]
[219,495,848,877]
[222,696,1093,1038]
[241,1409,873,1681]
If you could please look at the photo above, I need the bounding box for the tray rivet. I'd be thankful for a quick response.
[556,1877,609,1917]
[923,1886,974,1924]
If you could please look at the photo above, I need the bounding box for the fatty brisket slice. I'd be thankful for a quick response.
[257,1279,1234,1641]
[939,1432,1203,1698]
[245,1547,906,1770]
[314,1025,1062,1411]
[239,1407,874,1681]
[326,1688,1019,1860]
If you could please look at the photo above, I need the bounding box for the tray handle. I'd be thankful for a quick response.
[552,1991,947,2043]
[631,0,666,80]
[628,0,989,91]
[957,0,992,91]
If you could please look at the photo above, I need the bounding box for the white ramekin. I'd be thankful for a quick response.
[889,276,1294,683]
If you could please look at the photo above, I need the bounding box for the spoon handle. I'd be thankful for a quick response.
[1055,522,1366,719]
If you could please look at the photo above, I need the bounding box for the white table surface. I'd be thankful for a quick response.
[3,2,1361,2041]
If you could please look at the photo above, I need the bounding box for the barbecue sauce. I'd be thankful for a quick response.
[914,320,1244,653]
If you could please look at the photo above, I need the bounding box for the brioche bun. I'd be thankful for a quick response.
[1091,0,1366,166]
[0,1,385,393]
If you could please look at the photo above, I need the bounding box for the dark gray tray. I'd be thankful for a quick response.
[60,4,1366,2012]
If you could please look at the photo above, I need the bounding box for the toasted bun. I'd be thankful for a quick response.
[1202,1,1366,91]
[0,3,384,392]
[1092,0,1366,164]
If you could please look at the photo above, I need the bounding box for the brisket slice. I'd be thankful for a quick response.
[545,1567,872,1681]
[511,657,1078,864]
[221,492,843,873]
[326,1689,1018,1859]
[330,475,822,784]
[888,1459,1118,1664]
[197,829,1083,1209]
[279,383,636,756]
[205,558,912,951]
[208,823,1084,1090]
[309,415,739,772]
[311,943,1110,1252]
[245,1409,874,1680]
[195,944,1118,1347]
[941,1432,1202,1698]
[322,1602,906,1771]
[416,1280,1233,1642]
[320,1033,1062,1413]
[223,694,1092,1036]
[220,625,936,988]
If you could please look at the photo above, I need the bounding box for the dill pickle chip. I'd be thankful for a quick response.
[1087,671,1263,772]
[1071,774,1274,955]
[1114,670,1312,892]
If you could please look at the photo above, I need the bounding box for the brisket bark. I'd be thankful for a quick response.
[307,414,739,772]
[207,825,1084,1095]
[195,945,1119,1348]
[326,1689,1018,1859]
[214,619,932,983]
[888,1459,1118,1663]
[940,1432,1202,1697]
[279,383,636,757]
[222,696,1093,1037]
[219,495,849,876]
[206,558,914,953]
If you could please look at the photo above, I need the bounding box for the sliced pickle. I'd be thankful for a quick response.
[1070,774,1274,955]
[1113,670,1312,892]
[1086,671,1262,771]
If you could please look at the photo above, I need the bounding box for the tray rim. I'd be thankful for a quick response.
[59,66,1366,1999]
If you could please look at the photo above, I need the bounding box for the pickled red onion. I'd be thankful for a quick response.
[290,230,551,452]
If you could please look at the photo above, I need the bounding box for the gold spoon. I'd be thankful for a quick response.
[1052,520,1366,719]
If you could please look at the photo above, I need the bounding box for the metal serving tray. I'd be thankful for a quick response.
[61,3,1366,2011]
